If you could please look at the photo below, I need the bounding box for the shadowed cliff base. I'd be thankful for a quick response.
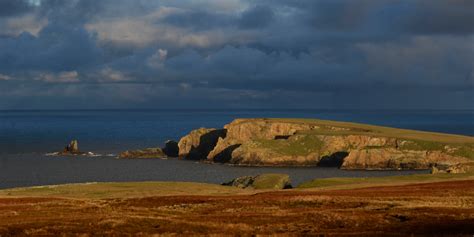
[178,128,226,160]
[318,151,349,168]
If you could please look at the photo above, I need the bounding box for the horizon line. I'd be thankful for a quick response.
[0,108,473,112]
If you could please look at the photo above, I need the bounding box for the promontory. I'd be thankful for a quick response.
[176,118,474,170]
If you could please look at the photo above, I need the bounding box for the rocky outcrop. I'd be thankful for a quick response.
[221,118,315,140]
[119,140,179,159]
[222,173,292,189]
[341,149,469,170]
[163,140,179,157]
[430,163,466,174]
[119,148,166,159]
[206,119,407,166]
[178,128,226,160]
[178,118,474,170]
[58,140,85,155]
[222,176,254,188]
[207,119,322,164]
[66,140,79,153]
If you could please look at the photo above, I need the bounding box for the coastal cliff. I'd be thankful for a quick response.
[178,118,474,170]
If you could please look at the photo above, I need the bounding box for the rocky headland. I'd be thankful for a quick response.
[176,118,474,170]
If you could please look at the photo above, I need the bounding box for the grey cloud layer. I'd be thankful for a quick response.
[0,0,472,109]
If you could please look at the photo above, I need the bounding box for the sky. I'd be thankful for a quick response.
[0,0,473,110]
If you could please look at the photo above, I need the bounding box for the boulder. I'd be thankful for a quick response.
[222,176,254,189]
[119,148,166,159]
[222,173,292,189]
[178,128,226,160]
[163,140,179,157]
[430,163,466,174]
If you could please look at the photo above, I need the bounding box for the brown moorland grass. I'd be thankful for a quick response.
[0,181,255,199]
[0,179,473,236]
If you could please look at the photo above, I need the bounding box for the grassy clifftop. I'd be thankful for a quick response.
[194,118,474,168]
[260,118,474,144]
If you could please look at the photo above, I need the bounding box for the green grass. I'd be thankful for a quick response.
[297,172,474,189]
[398,140,445,151]
[1,172,473,200]
[0,181,254,199]
[451,145,474,160]
[252,173,291,189]
[250,134,323,156]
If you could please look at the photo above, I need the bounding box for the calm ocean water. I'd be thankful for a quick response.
[0,109,472,189]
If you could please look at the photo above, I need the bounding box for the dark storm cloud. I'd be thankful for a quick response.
[162,11,235,30]
[0,0,473,109]
[265,0,474,35]
[0,0,34,17]
[161,5,274,30]
[38,0,103,25]
[403,0,474,35]
[0,22,102,72]
[239,5,274,29]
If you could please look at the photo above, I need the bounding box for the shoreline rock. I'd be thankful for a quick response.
[163,140,179,157]
[119,140,180,159]
[222,173,292,189]
[119,148,167,159]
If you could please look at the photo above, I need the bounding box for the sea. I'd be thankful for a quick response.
[0,109,472,189]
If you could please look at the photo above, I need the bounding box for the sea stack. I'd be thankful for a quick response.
[60,140,83,155]
[66,140,79,153]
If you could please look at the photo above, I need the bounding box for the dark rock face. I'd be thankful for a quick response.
[178,128,226,160]
[317,151,349,168]
[222,173,292,190]
[67,140,79,153]
[119,148,166,159]
[163,140,179,157]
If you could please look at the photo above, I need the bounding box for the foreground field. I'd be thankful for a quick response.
[0,178,473,236]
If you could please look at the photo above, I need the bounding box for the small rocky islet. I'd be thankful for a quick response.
[50,140,95,156]
[58,118,474,173]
